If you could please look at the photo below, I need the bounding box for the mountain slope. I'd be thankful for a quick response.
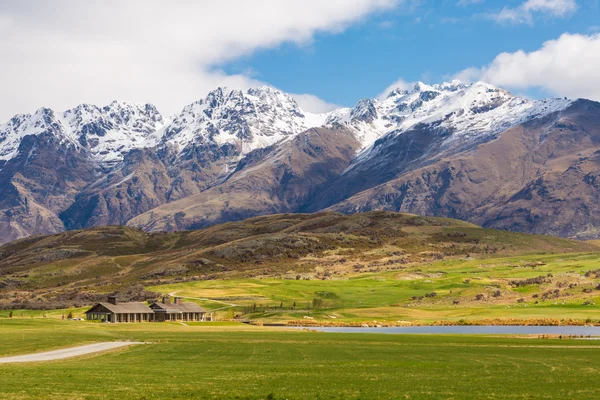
[327,99,600,239]
[0,104,165,244]
[127,125,361,232]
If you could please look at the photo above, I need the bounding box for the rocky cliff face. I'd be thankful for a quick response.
[1,81,599,243]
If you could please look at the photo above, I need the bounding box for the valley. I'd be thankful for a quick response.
[2,211,600,326]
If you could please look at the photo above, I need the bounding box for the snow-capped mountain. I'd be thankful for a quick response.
[0,102,165,166]
[1,81,599,245]
[162,86,328,157]
[4,80,568,170]
[329,80,573,165]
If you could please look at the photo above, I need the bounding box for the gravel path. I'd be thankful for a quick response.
[0,342,146,363]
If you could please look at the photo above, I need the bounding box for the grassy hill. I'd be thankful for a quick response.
[1,211,598,318]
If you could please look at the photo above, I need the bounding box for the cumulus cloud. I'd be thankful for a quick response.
[0,0,398,120]
[493,0,577,24]
[456,33,600,101]
[290,94,341,113]
[376,78,416,99]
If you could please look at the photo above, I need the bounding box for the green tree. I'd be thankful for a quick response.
[8,311,13,318]
[67,310,74,319]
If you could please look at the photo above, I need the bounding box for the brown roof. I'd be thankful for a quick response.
[150,302,207,313]
[85,302,154,314]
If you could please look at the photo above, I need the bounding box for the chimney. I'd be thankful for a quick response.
[107,295,118,305]
[162,296,171,304]
[174,297,182,305]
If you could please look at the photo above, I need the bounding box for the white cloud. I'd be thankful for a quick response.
[493,0,577,24]
[290,94,341,113]
[376,78,416,99]
[0,0,398,120]
[456,33,600,101]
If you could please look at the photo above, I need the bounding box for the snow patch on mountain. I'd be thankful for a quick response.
[163,86,329,156]
[0,102,165,166]
[329,80,573,144]
[327,80,573,170]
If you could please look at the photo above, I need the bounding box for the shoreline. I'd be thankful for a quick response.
[278,318,600,328]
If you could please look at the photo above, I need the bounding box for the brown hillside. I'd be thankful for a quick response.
[0,211,596,308]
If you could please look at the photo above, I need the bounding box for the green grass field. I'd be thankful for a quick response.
[1,319,600,399]
[148,252,600,324]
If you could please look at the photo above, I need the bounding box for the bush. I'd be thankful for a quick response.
[510,276,550,287]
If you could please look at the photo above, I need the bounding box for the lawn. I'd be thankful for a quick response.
[0,319,599,399]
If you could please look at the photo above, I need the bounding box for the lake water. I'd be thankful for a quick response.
[302,326,600,336]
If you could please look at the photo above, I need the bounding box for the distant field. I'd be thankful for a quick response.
[1,319,600,399]
[149,252,600,324]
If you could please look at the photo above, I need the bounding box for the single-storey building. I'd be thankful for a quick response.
[150,296,207,322]
[84,295,212,323]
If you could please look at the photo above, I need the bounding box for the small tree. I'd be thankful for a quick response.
[292,302,296,309]
[8,311,13,318]
[67,310,74,319]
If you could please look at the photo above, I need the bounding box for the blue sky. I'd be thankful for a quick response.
[220,0,600,108]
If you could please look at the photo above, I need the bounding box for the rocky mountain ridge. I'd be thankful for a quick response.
[0,81,597,243]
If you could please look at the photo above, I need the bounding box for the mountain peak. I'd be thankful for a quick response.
[413,81,436,92]
[163,85,319,156]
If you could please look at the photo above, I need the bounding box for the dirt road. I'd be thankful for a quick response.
[0,342,146,363]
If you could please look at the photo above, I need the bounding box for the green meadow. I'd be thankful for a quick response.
[1,319,600,399]
[149,252,600,324]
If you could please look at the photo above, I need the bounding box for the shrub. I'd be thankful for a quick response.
[585,269,600,278]
[475,293,485,301]
[510,276,550,287]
